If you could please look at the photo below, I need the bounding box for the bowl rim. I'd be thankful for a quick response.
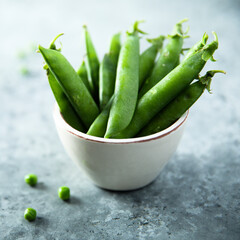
[53,103,189,144]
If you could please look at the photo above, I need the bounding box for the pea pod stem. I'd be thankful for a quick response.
[113,33,219,138]
[104,21,142,138]
[138,70,225,136]
[49,33,64,50]
[139,19,188,98]
[198,70,226,93]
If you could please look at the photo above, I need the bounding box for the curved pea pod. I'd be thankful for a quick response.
[104,21,144,138]
[47,69,85,132]
[139,35,165,88]
[139,19,188,98]
[138,70,225,136]
[87,96,114,137]
[38,45,99,128]
[43,33,85,132]
[77,60,92,94]
[99,33,121,110]
[113,32,219,138]
[83,25,100,102]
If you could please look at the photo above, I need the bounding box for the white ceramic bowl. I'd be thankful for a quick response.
[53,104,188,191]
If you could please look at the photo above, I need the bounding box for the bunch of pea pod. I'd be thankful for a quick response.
[38,19,225,139]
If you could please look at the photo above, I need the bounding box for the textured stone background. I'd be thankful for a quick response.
[0,0,239,239]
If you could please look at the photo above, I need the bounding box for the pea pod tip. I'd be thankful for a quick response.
[38,44,43,51]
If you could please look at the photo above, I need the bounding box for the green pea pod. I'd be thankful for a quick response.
[104,21,143,138]
[38,45,99,128]
[138,70,225,136]
[139,35,165,88]
[139,19,188,98]
[87,96,114,137]
[77,60,92,94]
[83,25,100,102]
[43,33,85,132]
[109,32,121,67]
[113,32,219,138]
[99,54,116,110]
[99,33,121,110]
[47,69,85,132]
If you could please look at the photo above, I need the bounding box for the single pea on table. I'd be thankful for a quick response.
[58,186,70,201]
[25,174,38,186]
[24,208,37,222]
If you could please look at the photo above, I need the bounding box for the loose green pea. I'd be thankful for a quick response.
[24,208,37,222]
[58,186,70,200]
[25,174,38,186]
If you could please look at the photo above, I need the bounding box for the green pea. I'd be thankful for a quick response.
[24,208,37,222]
[58,186,70,200]
[25,174,38,186]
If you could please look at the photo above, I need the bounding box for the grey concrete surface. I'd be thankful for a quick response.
[0,0,239,239]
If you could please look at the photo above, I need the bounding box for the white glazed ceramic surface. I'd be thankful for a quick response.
[53,105,188,191]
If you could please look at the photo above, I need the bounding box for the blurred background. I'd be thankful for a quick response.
[0,0,239,239]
